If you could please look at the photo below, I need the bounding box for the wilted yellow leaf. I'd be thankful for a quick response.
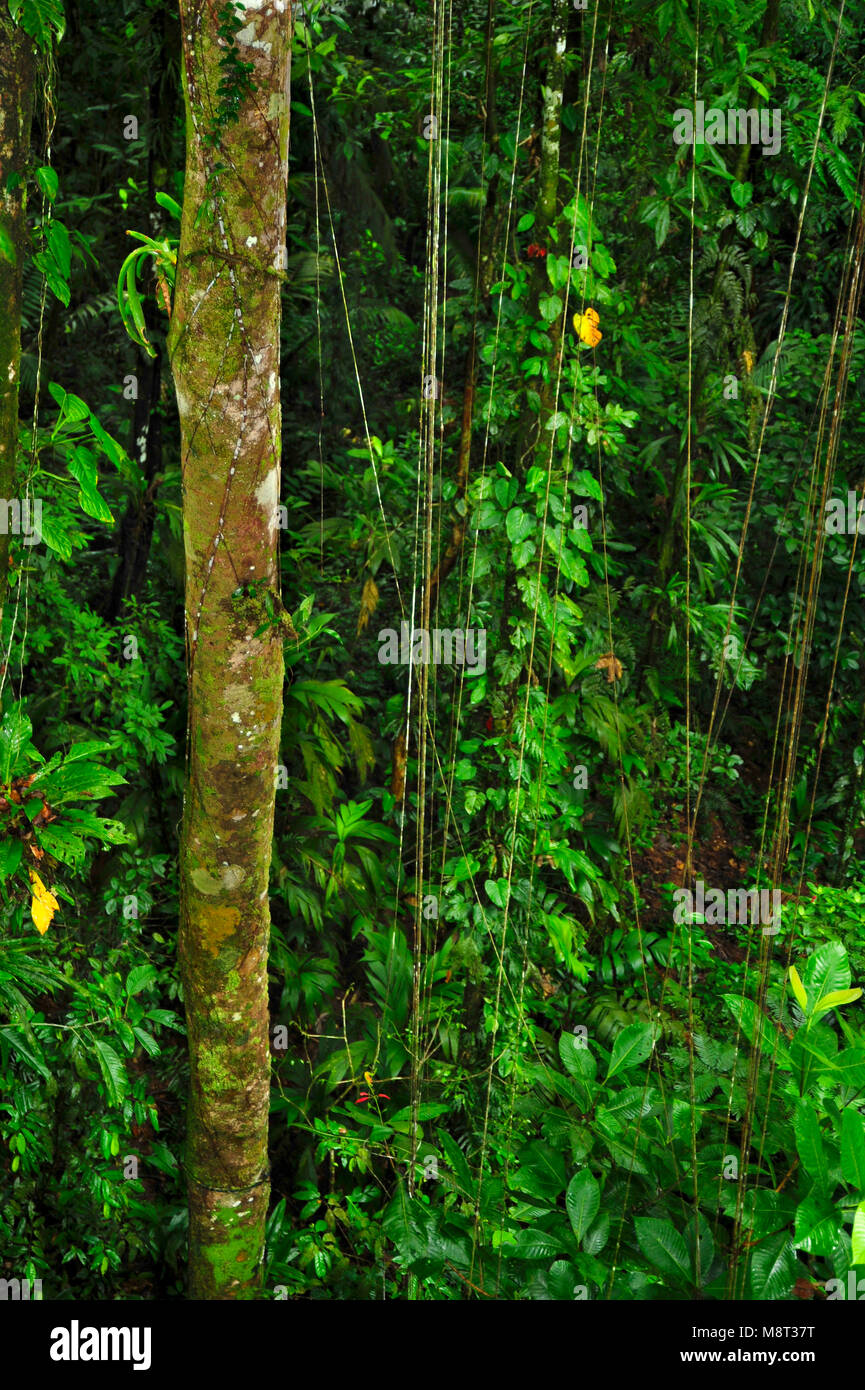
[595,651,623,683]
[29,868,59,935]
[573,307,602,347]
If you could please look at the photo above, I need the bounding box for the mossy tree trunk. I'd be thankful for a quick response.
[0,17,36,631]
[167,0,291,1300]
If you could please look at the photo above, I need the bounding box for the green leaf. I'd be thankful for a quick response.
[35,166,59,201]
[154,190,182,221]
[126,964,158,998]
[566,1170,600,1243]
[76,478,115,524]
[812,988,862,1019]
[842,1108,865,1190]
[506,507,534,544]
[538,293,562,323]
[33,823,88,867]
[605,1021,655,1080]
[131,1026,161,1058]
[721,994,792,1069]
[545,1260,578,1299]
[749,1232,797,1299]
[744,73,770,101]
[510,1228,567,1260]
[635,1217,692,1286]
[804,942,850,1001]
[794,1099,829,1191]
[0,706,34,783]
[558,1031,597,1082]
[510,1141,567,1201]
[852,1201,865,1266]
[0,838,23,881]
[570,469,603,502]
[48,382,90,423]
[0,225,15,264]
[582,1210,610,1256]
[8,0,66,45]
[46,219,72,278]
[0,1026,50,1080]
[91,1038,129,1106]
[794,1196,841,1256]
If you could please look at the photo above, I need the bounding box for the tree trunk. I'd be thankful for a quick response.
[0,17,36,631]
[167,0,291,1300]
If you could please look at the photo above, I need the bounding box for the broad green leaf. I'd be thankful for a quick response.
[510,1227,567,1259]
[131,1026,160,1058]
[558,1031,597,1083]
[545,1260,578,1299]
[510,1141,567,1201]
[794,1099,829,1191]
[852,1201,865,1266]
[506,507,534,544]
[721,994,792,1069]
[35,166,59,201]
[794,1196,841,1256]
[841,1108,865,1190]
[635,1217,691,1286]
[606,1021,655,1080]
[0,1026,50,1080]
[36,506,74,559]
[91,1038,128,1106]
[566,1170,600,1243]
[582,1210,610,1256]
[749,1232,797,1299]
[803,942,850,1002]
[126,964,158,998]
[0,707,34,783]
[0,839,23,880]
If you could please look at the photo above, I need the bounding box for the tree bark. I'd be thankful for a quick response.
[0,17,36,631]
[167,0,291,1300]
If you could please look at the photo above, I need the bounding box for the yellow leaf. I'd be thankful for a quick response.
[29,868,59,935]
[788,965,808,1013]
[573,306,602,347]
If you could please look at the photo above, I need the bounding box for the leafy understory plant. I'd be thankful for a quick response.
[0,702,131,929]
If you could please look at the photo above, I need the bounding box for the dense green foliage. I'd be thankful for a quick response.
[3,0,865,1301]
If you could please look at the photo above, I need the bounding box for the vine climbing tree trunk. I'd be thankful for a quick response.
[0,16,35,633]
[167,0,291,1300]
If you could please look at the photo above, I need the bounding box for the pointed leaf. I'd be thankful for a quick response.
[566,1170,600,1244]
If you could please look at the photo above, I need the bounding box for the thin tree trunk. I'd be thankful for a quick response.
[0,17,36,631]
[167,0,291,1300]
